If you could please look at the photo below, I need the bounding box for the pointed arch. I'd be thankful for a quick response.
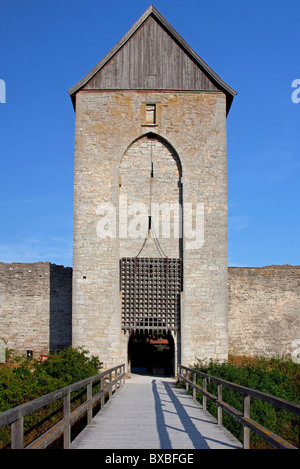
[119,132,183,259]
[120,131,182,177]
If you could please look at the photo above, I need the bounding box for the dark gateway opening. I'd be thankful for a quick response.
[128,330,175,376]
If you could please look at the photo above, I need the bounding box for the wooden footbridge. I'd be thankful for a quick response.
[71,372,241,450]
[1,364,299,450]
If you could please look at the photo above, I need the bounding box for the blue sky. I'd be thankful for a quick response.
[0,0,299,268]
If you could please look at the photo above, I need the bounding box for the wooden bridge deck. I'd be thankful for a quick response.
[71,373,242,450]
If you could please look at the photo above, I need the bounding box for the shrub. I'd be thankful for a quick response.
[193,355,300,448]
[0,347,103,448]
[33,347,102,389]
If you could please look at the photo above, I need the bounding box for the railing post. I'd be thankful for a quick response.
[87,381,93,425]
[203,378,207,411]
[63,391,71,449]
[193,372,196,400]
[243,395,251,449]
[109,371,112,399]
[116,367,120,392]
[11,417,24,449]
[217,384,222,426]
[121,365,124,386]
[101,377,105,408]
[185,369,189,392]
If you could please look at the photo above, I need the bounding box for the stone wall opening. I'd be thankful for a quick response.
[128,330,175,376]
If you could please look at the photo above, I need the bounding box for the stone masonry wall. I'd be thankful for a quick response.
[0,262,72,358]
[0,262,50,356]
[119,134,182,259]
[228,265,300,358]
[0,262,299,361]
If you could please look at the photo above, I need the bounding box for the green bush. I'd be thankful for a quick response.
[34,347,102,389]
[193,356,300,448]
[0,347,102,412]
[0,347,103,448]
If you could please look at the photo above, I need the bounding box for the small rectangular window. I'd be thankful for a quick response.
[146,103,156,124]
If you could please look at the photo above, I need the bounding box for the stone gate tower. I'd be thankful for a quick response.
[68,5,236,373]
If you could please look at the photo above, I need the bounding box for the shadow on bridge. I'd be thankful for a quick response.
[151,378,240,449]
[71,373,242,449]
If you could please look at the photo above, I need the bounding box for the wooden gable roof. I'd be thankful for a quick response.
[68,5,237,114]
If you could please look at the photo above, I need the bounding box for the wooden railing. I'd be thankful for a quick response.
[178,364,300,450]
[0,364,125,449]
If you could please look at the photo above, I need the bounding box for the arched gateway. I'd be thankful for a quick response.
[69,5,236,374]
[119,133,182,374]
